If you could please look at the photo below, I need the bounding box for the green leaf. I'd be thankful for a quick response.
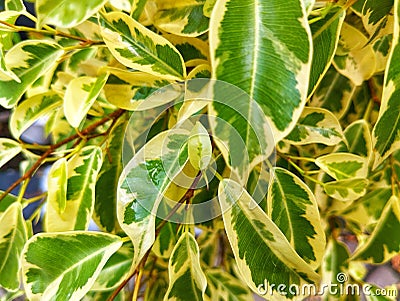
[338,120,372,159]
[315,153,368,180]
[91,244,133,291]
[0,191,18,214]
[206,269,253,301]
[64,73,108,128]
[154,0,209,37]
[163,34,209,63]
[323,178,369,202]
[94,114,128,233]
[0,202,28,291]
[0,41,63,109]
[352,195,400,263]
[210,0,312,141]
[152,220,178,258]
[333,23,376,86]
[5,0,25,11]
[218,179,320,299]
[284,107,343,146]
[46,158,67,216]
[0,138,22,169]
[118,129,191,269]
[361,0,394,40]
[45,146,103,231]
[373,34,393,73]
[10,91,62,139]
[308,6,345,96]
[267,167,325,269]
[22,231,122,301]
[208,81,274,182]
[372,2,400,167]
[36,0,108,28]
[100,12,186,81]
[310,66,356,118]
[164,232,207,301]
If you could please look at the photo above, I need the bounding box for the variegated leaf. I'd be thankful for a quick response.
[323,178,369,202]
[0,11,20,50]
[94,115,128,233]
[0,202,27,291]
[152,220,178,258]
[208,81,274,182]
[333,23,376,86]
[118,129,191,269]
[352,195,400,263]
[203,0,216,18]
[5,0,25,11]
[187,64,211,79]
[210,0,312,141]
[267,167,325,269]
[64,73,108,128]
[0,191,17,214]
[337,120,372,159]
[155,0,209,37]
[46,158,67,218]
[188,121,212,171]
[218,179,320,299]
[164,232,207,301]
[308,5,345,96]
[36,0,108,28]
[315,153,368,180]
[374,34,393,73]
[46,146,103,232]
[284,107,343,146]
[91,243,133,291]
[372,0,400,168]
[206,269,252,301]
[0,138,22,169]
[21,232,122,301]
[163,34,210,63]
[100,12,186,81]
[0,46,19,82]
[310,67,355,118]
[361,0,394,40]
[10,92,62,139]
[0,41,63,108]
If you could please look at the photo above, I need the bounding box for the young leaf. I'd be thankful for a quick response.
[118,129,191,270]
[338,120,372,159]
[0,202,28,291]
[46,158,67,217]
[36,0,108,28]
[94,115,128,233]
[206,269,253,301]
[218,179,320,299]
[210,0,312,141]
[0,41,63,108]
[352,195,400,263]
[0,138,22,169]
[267,168,326,269]
[64,73,108,128]
[154,0,209,37]
[100,12,186,81]
[284,107,343,146]
[10,92,62,139]
[323,178,369,202]
[91,244,133,291]
[372,2,400,168]
[188,121,212,171]
[164,232,207,301]
[315,153,368,180]
[45,146,103,232]
[21,231,122,301]
[308,6,345,96]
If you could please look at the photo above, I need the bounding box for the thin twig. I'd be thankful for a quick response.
[0,109,125,202]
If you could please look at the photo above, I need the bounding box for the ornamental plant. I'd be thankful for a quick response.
[0,0,400,300]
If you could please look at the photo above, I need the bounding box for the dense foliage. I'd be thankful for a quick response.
[0,0,399,300]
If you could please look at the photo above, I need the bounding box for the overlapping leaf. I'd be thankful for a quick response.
[45,146,103,232]
[323,178,369,202]
[0,203,27,291]
[164,232,207,301]
[315,153,368,180]
[284,107,343,146]
[218,179,320,299]
[100,12,186,81]
[0,41,63,108]
[22,232,122,301]
[267,168,325,269]
[210,0,312,141]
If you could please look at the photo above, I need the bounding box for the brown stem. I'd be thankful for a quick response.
[367,78,381,105]
[0,109,125,202]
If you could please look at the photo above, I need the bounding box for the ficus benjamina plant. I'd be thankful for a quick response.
[0,0,400,300]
